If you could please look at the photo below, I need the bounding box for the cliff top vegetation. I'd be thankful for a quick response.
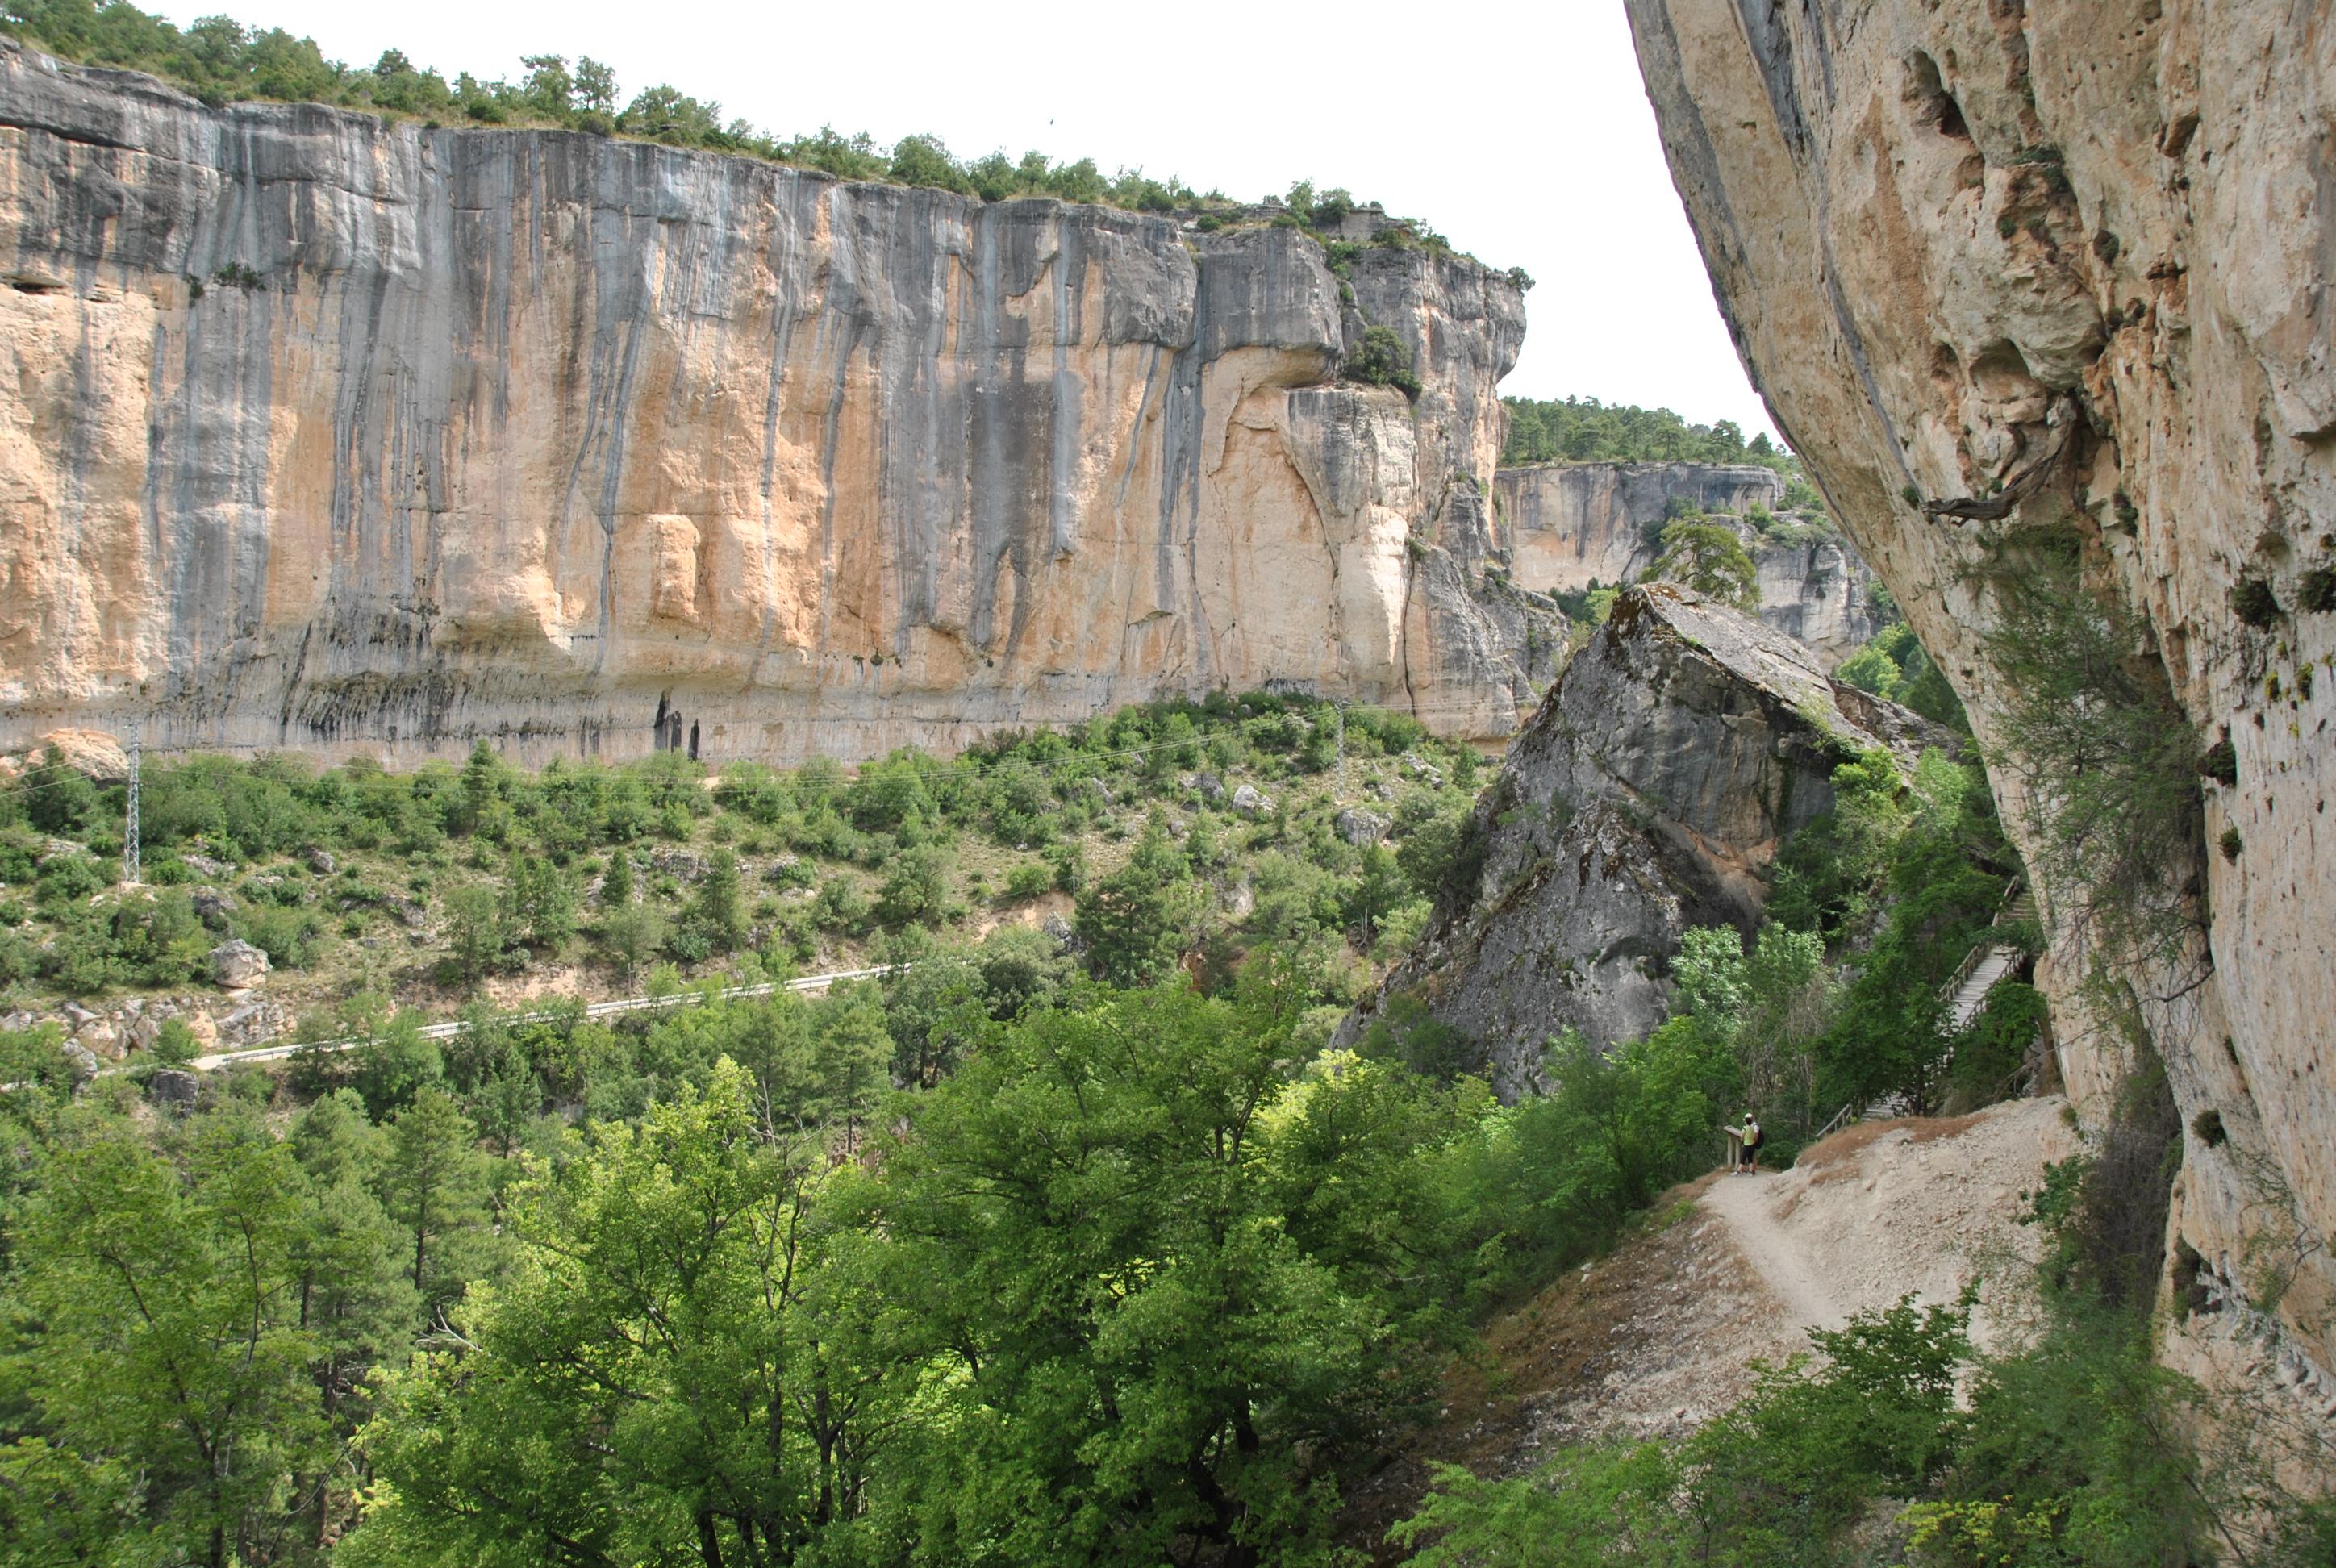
[1501,395,1818,494]
[0,0,1459,243]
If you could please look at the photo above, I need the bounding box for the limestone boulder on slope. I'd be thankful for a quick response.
[1339,584,1942,1095]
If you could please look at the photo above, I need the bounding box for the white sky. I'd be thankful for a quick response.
[155,0,1775,438]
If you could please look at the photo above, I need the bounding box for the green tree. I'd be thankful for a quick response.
[288,1169,420,1533]
[599,846,636,907]
[351,1007,446,1117]
[378,1086,490,1315]
[6,1111,325,1568]
[518,52,571,117]
[681,848,749,956]
[870,978,1396,1565]
[598,899,669,983]
[1646,518,1759,607]
[352,1062,864,1566]
[504,849,577,949]
[440,884,506,984]
[573,55,616,115]
[1074,818,1206,986]
[874,841,949,928]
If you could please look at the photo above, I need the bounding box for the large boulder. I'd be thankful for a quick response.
[147,1068,201,1111]
[2,728,127,784]
[208,939,272,990]
[1338,586,1942,1096]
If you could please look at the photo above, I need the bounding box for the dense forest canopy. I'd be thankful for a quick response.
[2,711,2324,1564]
[1500,395,1805,480]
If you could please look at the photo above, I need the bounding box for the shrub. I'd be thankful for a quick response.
[1002,861,1053,902]
[1345,326,1421,399]
[874,844,949,928]
[35,853,107,907]
[240,905,325,969]
[1972,528,2201,963]
[2230,576,2282,628]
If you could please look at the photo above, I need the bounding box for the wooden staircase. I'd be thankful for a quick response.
[1817,886,2037,1134]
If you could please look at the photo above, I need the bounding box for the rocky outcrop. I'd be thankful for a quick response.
[1338,585,1938,1095]
[1495,462,1882,661]
[1746,533,1882,663]
[1627,0,2336,1395]
[0,40,1541,765]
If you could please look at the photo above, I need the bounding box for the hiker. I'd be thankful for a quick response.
[1736,1113,1763,1175]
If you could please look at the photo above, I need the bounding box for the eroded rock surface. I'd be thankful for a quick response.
[1627,0,2336,1391]
[1495,461,1883,661]
[0,40,1548,765]
[1496,461,1784,594]
[1339,585,1937,1095]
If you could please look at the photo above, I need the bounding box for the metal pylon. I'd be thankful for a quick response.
[123,718,140,886]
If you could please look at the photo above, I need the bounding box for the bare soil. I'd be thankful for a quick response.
[1339,1096,2078,1560]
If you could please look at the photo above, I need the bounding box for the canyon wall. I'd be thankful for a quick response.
[0,40,1543,767]
[1495,461,1883,660]
[1628,0,2336,1403]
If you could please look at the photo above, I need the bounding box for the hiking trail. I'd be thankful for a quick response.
[1699,1167,1853,1334]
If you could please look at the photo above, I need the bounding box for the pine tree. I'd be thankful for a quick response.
[378,1086,489,1314]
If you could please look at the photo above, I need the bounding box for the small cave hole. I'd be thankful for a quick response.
[1905,52,1975,143]
[2172,1240,2215,1316]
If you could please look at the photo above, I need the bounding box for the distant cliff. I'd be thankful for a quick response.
[0,40,1546,765]
[1495,462,1882,661]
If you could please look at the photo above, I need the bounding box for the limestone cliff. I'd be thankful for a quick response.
[1495,461,1883,661]
[1338,585,1936,1096]
[1495,462,1783,595]
[0,40,1542,765]
[1627,0,2336,1401]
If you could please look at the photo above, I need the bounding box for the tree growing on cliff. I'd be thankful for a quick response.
[1646,519,1759,608]
[1345,326,1422,400]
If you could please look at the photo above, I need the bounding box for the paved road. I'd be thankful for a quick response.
[185,965,904,1073]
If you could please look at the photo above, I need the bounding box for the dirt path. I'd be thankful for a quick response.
[1697,1098,2079,1352]
[1699,1170,1854,1335]
[1338,1099,2077,1559]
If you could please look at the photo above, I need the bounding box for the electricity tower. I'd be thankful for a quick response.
[123,718,140,886]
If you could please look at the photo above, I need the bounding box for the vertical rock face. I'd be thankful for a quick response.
[1746,534,1882,663]
[0,41,1539,765]
[1338,585,1938,1096]
[1495,461,1882,661]
[1496,462,1785,592]
[1627,0,2336,1392]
